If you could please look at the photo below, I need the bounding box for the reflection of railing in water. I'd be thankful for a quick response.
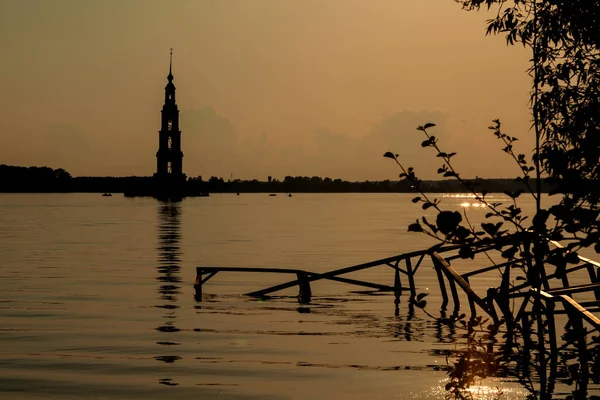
[194,236,600,396]
[432,250,600,397]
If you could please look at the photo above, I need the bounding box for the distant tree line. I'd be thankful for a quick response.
[188,175,555,194]
[0,165,74,192]
[0,165,153,193]
[0,164,558,194]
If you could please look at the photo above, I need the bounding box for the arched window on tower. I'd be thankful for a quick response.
[167,161,173,174]
[168,136,172,149]
[167,120,173,131]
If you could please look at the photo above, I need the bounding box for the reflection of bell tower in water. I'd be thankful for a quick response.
[154,49,186,197]
[155,202,183,362]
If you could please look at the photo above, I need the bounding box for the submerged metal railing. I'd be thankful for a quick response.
[194,242,600,322]
[194,238,600,395]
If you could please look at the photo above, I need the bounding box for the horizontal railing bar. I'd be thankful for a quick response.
[442,235,535,262]
[323,275,395,291]
[244,250,445,297]
[507,263,593,295]
[197,267,306,274]
[462,259,518,278]
[575,256,600,270]
[445,239,595,279]
[244,258,403,296]
[527,289,600,331]
[578,300,600,308]
[546,283,600,296]
[550,240,600,270]
[522,305,600,316]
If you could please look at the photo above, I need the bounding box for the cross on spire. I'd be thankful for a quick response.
[168,48,174,81]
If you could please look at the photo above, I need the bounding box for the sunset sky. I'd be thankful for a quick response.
[0,0,534,181]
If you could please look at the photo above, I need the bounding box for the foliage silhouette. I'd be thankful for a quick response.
[384,0,600,397]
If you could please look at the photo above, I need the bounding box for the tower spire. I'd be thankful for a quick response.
[168,48,173,81]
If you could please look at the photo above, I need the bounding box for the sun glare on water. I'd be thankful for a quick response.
[460,202,485,208]
[420,380,530,400]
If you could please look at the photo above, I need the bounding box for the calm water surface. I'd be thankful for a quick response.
[0,193,595,399]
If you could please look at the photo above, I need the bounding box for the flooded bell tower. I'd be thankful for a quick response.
[155,49,185,188]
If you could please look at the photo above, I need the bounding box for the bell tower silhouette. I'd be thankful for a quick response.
[155,49,184,183]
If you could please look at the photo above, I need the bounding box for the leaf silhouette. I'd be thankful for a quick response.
[436,211,462,235]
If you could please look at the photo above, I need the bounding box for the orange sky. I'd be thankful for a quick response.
[0,0,534,180]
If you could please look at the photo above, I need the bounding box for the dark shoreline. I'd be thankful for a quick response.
[0,164,556,195]
[0,179,553,195]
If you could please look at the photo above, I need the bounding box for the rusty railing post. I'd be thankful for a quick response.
[405,257,416,300]
[297,272,312,303]
[463,276,477,317]
[432,256,449,309]
[194,269,203,301]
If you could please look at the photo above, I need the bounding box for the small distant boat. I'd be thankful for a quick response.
[237,192,240,196]
[288,194,292,197]
[102,193,112,197]
[269,193,277,197]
